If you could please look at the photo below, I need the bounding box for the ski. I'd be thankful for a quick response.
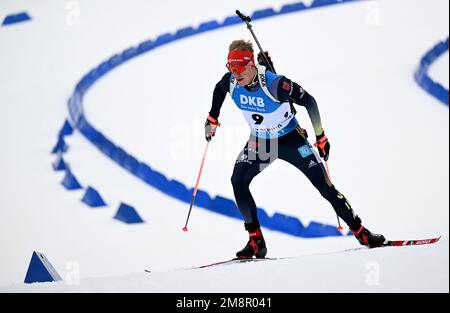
[384,236,441,247]
[194,257,279,269]
[143,258,279,273]
[192,237,442,269]
[144,237,442,273]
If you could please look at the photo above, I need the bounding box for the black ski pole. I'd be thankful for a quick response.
[235,10,276,74]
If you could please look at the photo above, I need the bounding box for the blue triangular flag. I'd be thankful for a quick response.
[24,251,62,284]
[2,12,31,26]
[52,137,68,154]
[82,186,107,208]
[52,154,67,171]
[58,120,74,138]
[61,169,82,190]
[114,203,144,224]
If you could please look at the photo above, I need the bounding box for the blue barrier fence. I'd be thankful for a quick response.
[414,38,449,106]
[59,0,366,237]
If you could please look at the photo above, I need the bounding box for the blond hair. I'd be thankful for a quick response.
[229,39,254,52]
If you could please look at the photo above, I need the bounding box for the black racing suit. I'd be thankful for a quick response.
[209,72,362,232]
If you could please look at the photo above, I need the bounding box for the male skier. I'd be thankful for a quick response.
[205,40,386,258]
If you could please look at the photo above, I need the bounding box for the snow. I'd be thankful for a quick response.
[3,241,448,293]
[0,0,448,292]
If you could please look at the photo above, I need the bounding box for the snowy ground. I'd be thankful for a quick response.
[0,0,448,292]
[3,240,448,293]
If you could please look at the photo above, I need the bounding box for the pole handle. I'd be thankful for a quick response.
[236,10,251,23]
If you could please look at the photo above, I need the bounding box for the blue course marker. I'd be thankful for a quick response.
[2,12,31,26]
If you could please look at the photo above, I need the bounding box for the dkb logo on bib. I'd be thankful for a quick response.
[240,95,265,107]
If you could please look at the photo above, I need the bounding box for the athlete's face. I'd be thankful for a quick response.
[232,65,257,86]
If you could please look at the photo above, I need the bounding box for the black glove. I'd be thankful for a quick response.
[314,132,330,161]
[257,51,275,72]
[205,115,221,142]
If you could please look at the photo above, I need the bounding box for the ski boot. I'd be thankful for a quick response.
[236,228,267,259]
[353,225,387,248]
